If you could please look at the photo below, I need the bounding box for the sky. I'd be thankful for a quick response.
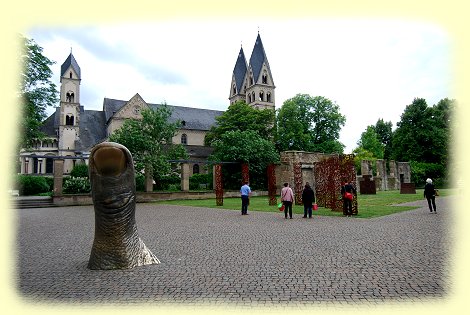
[27,18,452,153]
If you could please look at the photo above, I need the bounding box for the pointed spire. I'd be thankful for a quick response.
[249,33,268,83]
[232,46,248,93]
[60,52,81,79]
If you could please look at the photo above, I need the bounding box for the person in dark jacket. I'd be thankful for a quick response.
[301,182,315,218]
[424,178,437,213]
[341,181,356,217]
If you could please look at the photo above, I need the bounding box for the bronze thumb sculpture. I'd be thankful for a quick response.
[87,142,160,269]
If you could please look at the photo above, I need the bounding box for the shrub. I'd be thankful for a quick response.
[410,161,446,188]
[70,163,89,178]
[154,174,180,191]
[63,177,91,194]
[16,175,51,196]
[189,173,212,190]
[135,173,145,191]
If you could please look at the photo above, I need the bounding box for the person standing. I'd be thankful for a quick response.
[240,181,251,215]
[424,178,437,213]
[301,182,315,218]
[341,181,356,217]
[281,182,294,219]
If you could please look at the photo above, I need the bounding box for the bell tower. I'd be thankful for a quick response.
[58,51,81,173]
[229,33,275,110]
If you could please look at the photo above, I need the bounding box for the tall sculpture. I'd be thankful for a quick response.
[87,142,160,270]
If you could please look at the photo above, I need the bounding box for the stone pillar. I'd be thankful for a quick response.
[181,163,190,191]
[144,166,153,192]
[53,159,64,196]
[361,160,372,176]
[389,160,398,190]
[376,159,387,191]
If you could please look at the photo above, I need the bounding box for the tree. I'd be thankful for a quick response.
[204,101,275,146]
[391,97,452,165]
[210,130,279,190]
[276,94,345,153]
[356,125,384,159]
[391,97,454,186]
[109,106,187,184]
[374,119,393,160]
[19,35,59,149]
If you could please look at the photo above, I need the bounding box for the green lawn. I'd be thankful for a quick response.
[153,188,455,219]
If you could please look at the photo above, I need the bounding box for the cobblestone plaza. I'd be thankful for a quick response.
[16,197,454,310]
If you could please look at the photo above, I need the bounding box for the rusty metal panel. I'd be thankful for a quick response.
[215,164,224,206]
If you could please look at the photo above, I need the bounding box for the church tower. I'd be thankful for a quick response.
[229,33,275,110]
[58,52,81,172]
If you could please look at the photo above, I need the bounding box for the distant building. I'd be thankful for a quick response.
[19,33,275,176]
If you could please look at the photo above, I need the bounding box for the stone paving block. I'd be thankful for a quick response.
[16,197,452,308]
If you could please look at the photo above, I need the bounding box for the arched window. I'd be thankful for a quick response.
[259,91,264,101]
[262,72,268,84]
[181,134,187,145]
[248,94,252,103]
[252,92,255,102]
[249,75,254,85]
[66,91,74,102]
[65,115,74,126]
[69,71,73,78]
[267,93,271,102]
[193,164,200,174]
[232,84,237,95]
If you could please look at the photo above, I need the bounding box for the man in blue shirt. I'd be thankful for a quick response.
[240,181,251,215]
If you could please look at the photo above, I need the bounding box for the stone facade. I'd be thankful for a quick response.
[357,159,412,191]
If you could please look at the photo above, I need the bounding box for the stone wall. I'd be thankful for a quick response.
[357,159,411,191]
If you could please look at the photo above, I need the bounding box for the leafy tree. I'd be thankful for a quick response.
[204,101,275,145]
[351,147,376,175]
[391,97,452,165]
[210,130,279,190]
[356,125,384,159]
[276,94,345,153]
[19,35,59,149]
[109,106,188,183]
[374,119,393,160]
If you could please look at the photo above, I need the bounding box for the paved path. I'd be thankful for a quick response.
[16,196,454,309]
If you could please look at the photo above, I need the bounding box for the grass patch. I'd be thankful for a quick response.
[153,189,455,219]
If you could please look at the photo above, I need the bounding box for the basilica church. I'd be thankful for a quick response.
[19,33,276,176]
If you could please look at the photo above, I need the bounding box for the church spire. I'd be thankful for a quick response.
[60,51,81,79]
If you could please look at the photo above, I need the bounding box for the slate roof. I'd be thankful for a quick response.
[39,107,60,137]
[249,33,268,83]
[75,108,107,151]
[232,47,247,93]
[60,53,81,79]
[102,97,223,131]
[40,107,107,151]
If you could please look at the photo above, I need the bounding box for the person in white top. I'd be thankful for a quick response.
[280,182,294,219]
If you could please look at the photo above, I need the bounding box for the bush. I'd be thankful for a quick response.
[154,174,180,191]
[70,163,89,178]
[16,175,51,196]
[189,173,212,190]
[63,177,91,194]
[410,161,446,188]
[135,173,145,191]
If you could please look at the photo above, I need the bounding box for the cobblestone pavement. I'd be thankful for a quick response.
[16,196,454,310]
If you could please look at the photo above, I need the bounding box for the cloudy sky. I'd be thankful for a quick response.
[27,18,452,153]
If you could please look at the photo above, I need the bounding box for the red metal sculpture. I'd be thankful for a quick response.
[267,164,277,205]
[294,162,303,205]
[241,163,250,185]
[215,164,223,206]
[314,154,357,214]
